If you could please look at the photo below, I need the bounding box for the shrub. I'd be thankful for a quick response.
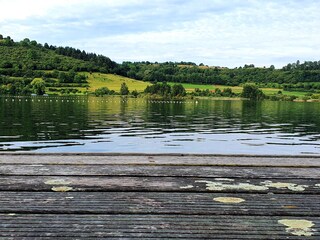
[95,87,110,96]
[242,84,264,100]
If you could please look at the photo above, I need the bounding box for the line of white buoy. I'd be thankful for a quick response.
[0,96,198,104]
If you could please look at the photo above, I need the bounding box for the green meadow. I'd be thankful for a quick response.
[83,72,151,92]
[167,82,309,97]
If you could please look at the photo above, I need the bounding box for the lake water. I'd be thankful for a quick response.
[0,96,320,155]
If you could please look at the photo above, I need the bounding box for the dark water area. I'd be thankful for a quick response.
[0,96,320,155]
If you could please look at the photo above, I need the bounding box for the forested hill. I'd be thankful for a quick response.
[1,34,320,92]
[0,35,117,76]
[116,61,320,88]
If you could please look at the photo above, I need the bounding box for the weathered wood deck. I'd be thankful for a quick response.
[0,154,319,239]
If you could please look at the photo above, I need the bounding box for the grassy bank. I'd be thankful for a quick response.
[1,70,316,101]
[167,82,310,98]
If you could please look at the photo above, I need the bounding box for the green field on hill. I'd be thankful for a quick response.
[83,72,151,92]
[44,72,151,95]
[167,82,309,97]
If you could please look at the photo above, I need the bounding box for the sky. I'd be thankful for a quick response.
[0,0,320,68]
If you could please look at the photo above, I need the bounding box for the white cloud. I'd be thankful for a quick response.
[0,0,147,21]
[1,0,320,67]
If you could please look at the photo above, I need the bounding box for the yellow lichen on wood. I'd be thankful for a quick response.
[213,197,245,204]
[180,185,194,189]
[278,219,315,236]
[195,180,309,192]
[214,178,235,182]
[196,180,268,191]
[51,186,73,192]
[283,205,298,209]
[45,179,71,185]
[262,181,308,192]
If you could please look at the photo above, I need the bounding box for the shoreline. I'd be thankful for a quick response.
[1,94,320,102]
[1,152,319,157]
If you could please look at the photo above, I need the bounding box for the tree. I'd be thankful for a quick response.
[172,84,186,96]
[94,87,110,96]
[31,78,46,95]
[1,61,13,68]
[241,83,264,100]
[74,74,87,83]
[120,82,129,95]
[30,40,38,47]
[144,83,171,96]
[222,88,233,97]
[20,38,30,47]
[3,36,14,46]
[215,88,222,95]
[131,90,139,98]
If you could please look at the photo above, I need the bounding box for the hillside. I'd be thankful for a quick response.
[1,35,320,99]
[0,45,94,72]
[0,36,117,74]
[0,35,149,95]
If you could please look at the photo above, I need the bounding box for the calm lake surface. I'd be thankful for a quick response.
[0,96,320,155]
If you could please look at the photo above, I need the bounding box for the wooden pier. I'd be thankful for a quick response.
[0,154,319,239]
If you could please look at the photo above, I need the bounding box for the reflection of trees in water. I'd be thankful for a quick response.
[145,101,186,124]
[119,96,128,120]
[144,100,243,132]
[1,97,320,145]
[241,101,263,123]
[241,101,320,136]
[0,96,90,142]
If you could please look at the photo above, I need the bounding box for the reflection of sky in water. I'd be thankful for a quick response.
[0,96,320,155]
[1,132,320,155]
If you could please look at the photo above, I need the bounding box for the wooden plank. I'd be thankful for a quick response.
[0,214,319,239]
[0,176,319,193]
[1,164,320,179]
[0,154,319,239]
[0,192,319,216]
[0,154,320,167]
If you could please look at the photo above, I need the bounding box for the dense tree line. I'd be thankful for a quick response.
[192,88,236,98]
[283,82,320,92]
[52,46,117,73]
[114,62,320,90]
[282,60,320,71]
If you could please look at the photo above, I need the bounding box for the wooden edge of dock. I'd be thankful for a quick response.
[0,154,319,239]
